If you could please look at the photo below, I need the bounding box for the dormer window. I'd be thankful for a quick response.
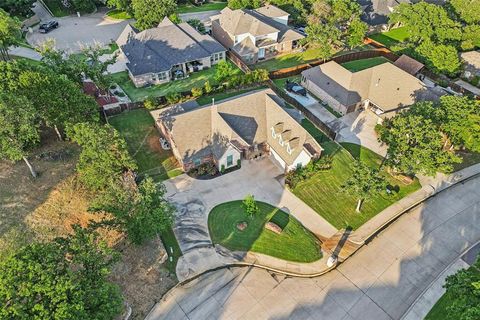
[271,127,276,138]
[286,144,292,154]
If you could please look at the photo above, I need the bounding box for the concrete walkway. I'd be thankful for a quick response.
[147,174,480,320]
[8,46,42,61]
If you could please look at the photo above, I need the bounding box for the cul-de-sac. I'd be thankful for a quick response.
[1,0,480,319]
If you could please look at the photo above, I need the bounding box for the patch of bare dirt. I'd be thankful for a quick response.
[110,237,177,319]
[147,131,164,154]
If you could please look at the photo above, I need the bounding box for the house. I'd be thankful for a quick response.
[210,5,304,64]
[151,89,323,173]
[393,54,424,76]
[301,60,439,118]
[461,51,480,79]
[116,17,226,88]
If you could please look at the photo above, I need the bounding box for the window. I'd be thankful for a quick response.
[193,159,201,166]
[211,52,223,63]
[271,127,276,138]
[296,163,302,170]
[287,144,292,155]
[157,72,167,80]
[226,155,233,167]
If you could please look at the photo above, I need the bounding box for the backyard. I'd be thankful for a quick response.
[290,138,421,230]
[341,56,390,72]
[253,48,332,72]
[108,109,182,182]
[369,26,410,48]
[107,61,241,102]
[208,201,322,262]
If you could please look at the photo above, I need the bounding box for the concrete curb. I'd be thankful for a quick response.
[400,240,480,320]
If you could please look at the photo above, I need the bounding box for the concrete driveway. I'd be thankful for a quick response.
[27,8,131,52]
[331,110,388,157]
[165,158,338,280]
[147,174,480,320]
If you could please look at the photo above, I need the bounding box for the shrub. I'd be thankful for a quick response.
[242,194,258,217]
[204,80,213,94]
[166,92,181,105]
[221,164,225,173]
[143,98,157,110]
[237,159,241,167]
[215,60,235,82]
[191,86,203,98]
[285,156,333,188]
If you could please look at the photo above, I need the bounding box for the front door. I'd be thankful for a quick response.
[258,48,265,59]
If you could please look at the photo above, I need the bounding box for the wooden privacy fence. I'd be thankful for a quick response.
[267,80,337,141]
[226,50,251,73]
[269,48,400,79]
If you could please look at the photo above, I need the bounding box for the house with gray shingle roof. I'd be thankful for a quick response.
[151,89,323,172]
[210,5,304,64]
[116,17,226,88]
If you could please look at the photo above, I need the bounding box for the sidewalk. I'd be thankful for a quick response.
[8,46,42,61]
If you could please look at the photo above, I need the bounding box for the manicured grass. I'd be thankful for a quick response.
[369,26,410,48]
[208,201,322,262]
[341,57,390,72]
[159,227,182,275]
[301,119,334,147]
[291,141,421,230]
[108,109,182,182]
[108,61,241,102]
[424,291,456,320]
[106,9,133,20]
[254,48,334,71]
[176,2,228,14]
[196,86,267,106]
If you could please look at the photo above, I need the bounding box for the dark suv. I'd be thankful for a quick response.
[39,20,59,33]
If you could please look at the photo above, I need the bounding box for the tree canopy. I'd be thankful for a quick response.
[0,8,21,61]
[0,0,35,18]
[0,227,123,319]
[132,0,177,30]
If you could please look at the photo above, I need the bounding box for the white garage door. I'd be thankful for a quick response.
[269,147,286,171]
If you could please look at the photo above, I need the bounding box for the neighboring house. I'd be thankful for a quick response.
[301,61,440,118]
[116,17,226,88]
[152,89,323,173]
[210,5,304,64]
[461,51,480,79]
[393,54,424,76]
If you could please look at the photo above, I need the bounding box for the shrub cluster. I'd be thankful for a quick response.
[188,162,217,177]
[285,156,333,188]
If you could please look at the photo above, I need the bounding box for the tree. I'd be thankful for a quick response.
[215,60,235,82]
[416,41,461,75]
[346,17,367,49]
[227,0,263,9]
[66,122,137,192]
[304,22,337,61]
[443,255,480,320]
[0,0,35,18]
[187,19,205,33]
[80,44,117,95]
[0,93,40,178]
[0,8,20,61]
[377,107,462,176]
[0,227,123,319]
[341,161,387,212]
[70,0,96,13]
[91,177,174,245]
[132,0,177,30]
[450,0,480,24]
[106,0,132,14]
[461,24,480,51]
[242,194,259,217]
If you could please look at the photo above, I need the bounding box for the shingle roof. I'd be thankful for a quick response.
[358,0,410,25]
[303,61,436,112]
[254,5,289,18]
[461,51,480,71]
[153,89,322,165]
[393,54,424,75]
[117,18,225,76]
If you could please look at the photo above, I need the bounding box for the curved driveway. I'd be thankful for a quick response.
[147,174,480,320]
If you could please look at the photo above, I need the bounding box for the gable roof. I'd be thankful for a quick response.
[302,61,435,112]
[117,18,225,76]
[461,51,480,72]
[211,6,303,42]
[358,0,410,25]
[153,89,322,164]
[393,54,424,75]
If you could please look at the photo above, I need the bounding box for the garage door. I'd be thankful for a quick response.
[269,147,286,171]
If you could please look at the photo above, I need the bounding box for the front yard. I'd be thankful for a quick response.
[291,140,421,230]
[108,109,182,182]
[341,56,390,72]
[208,201,322,262]
[108,61,241,102]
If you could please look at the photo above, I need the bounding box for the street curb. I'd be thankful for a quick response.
[400,240,480,320]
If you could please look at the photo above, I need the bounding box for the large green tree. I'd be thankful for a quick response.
[66,122,137,192]
[0,8,20,61]
[377,106,462,176]
[0,93,40,178]
[132,0,176,30]
[0,0,35,18]
[450,0,480,24]
[415,40,461,74]
[107,0,132,14]
[91,177,174,245]
[0,226,123,319]
[443,255,480,320]
[341,161,387,212]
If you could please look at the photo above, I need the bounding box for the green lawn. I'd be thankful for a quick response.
[301,119,334,146]
[254,48,333,71]
[108,61,241,102]
[176,2,227,14]
[108,109,182,182]
[369,26,410,48]
[291,141,421,230]
[106,9,133,20]
[160,227,182,275]
[208,201,322,262]
[341,57,390,72]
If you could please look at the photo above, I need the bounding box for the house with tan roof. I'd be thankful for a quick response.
[301,60,440,118]
[116,17,226,88]
[210,5,304,64]
[151,89,323,173]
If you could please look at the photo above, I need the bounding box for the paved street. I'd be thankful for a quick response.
[147,174,480,320]
[27,8,131,52]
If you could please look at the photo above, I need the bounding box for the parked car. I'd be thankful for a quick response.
[285,80,307,96]
[39,20,59,33]
[295,26,307,36]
